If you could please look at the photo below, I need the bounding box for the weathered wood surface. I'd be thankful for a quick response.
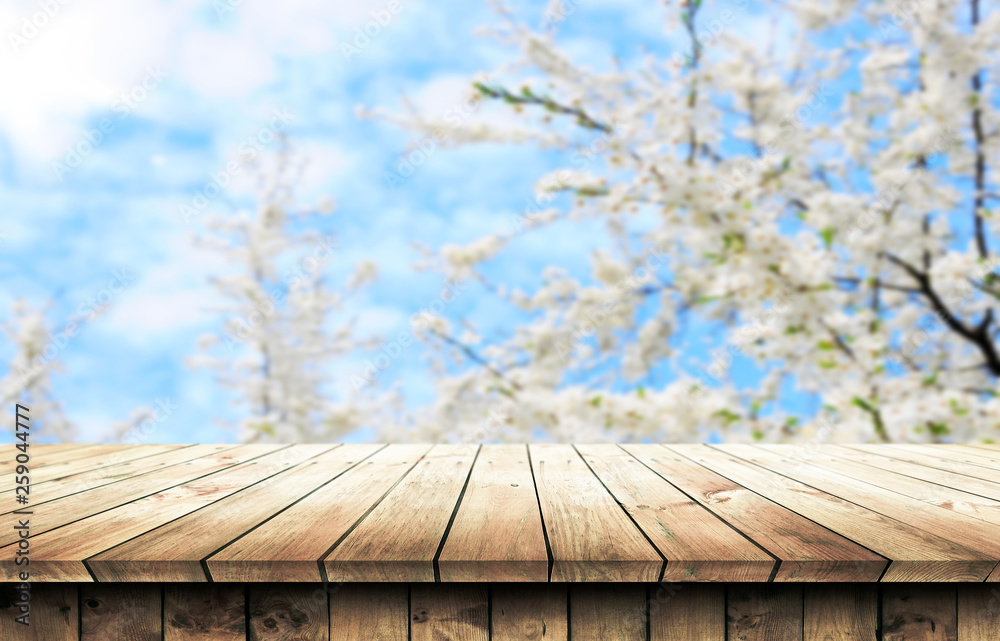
[0,583,997,640]
[4,444,1000,582]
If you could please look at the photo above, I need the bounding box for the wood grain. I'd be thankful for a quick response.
[727,585,803,641]
[410,584,488,641]
[89,444,379,581]
[249,585,328,641]
[824,445,1000,502]
[81,584,161,641]
[210,444,429,582]
[12,445,323,581]
[492,584,568,641]
[957,584,1000,640]
[648,445,887,582]
[908,444,1000,469]
[529,444,662,582]
[325,444,479,582]
[329,584,408,641]
[438,444,549,582]
[570,584,646,641]
[682,445,992,582]
[804,585,876,641]
[0,445,184,494]
[740,446,1000,548]
[649,584,724,641]
[164,585,245,641]
[882,585,956,641]
[8,444,234,507]
[0,583,77,641]
[0,444,269,555]
[578,444,774,582]
[847,445,1000,485]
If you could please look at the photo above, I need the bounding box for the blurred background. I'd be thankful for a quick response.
[2,0,998,444]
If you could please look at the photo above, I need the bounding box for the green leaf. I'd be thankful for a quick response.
[820,227,836,249]
[590,395,602,407]
[817,340,836,351]
[714,409,741,426]
[752,429,765,441]
[852,397,875,412]
[928,422,950,436]
[636,386,646,399]
[818,360,837,369]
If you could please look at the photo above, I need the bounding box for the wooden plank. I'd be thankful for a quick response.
[726,446,1000,560]
[958,584,1000,639]
[727,585,802,641]
[570,584,646,641]
[492,584,568,641]
[329,584,407,641]
[89,444,380,582]
[578,444,774,582]
[758,445,1000,525]
[410,584,488,641]
[804,585,876,641]
[324,444,479,582]
[0,444,116,470]
[0,583,77,641]
[649,584,724,641]
[847,445,1000,485]
[907,444,1000,469]
[990,562,1000,582]
[679,445,993,581]
[824,445,1000,502]
[438,444,548,582]
[0,444,184,494]
[882,585,956,641]
[249,585,328,641]
[164,584,245,641]
[0,444,87,476]
[638,445,886,581]
[5,445,323,581]
[4,444,234,507]
[529,444,661,582]
[0,445,264,548]
[81,584,160,641]
[210,444,430,582]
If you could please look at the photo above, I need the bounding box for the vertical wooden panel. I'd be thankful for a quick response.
[81,584,161,641]
[0,583,77,641]
[727,585,803,641]
[249,584,328,641]
[957,584,1000,640]
[329,583,407,641]
[650,584,724,641]
[410,584,489,641]
[164,584,245,641]
[804,585,876,641]
[570,583,646,641]
[492,584,568,641]
[882,585,956,641]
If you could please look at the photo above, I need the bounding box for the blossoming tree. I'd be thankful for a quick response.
[371,0,1000,443]
[189,140,391,442]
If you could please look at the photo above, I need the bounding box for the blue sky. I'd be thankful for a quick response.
[0,0,795,443]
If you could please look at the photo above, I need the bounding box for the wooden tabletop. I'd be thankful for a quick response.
[5,443,1000,583]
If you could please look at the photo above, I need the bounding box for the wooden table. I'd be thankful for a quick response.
[3,443,1000,639]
